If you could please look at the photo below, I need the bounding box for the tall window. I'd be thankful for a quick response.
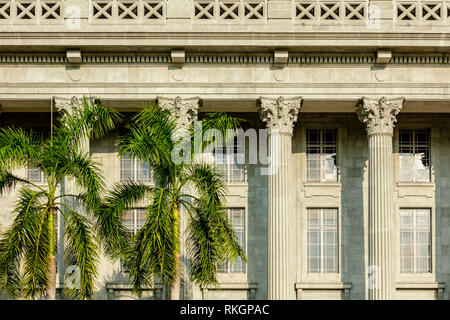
[120,152,151,182]
[218,208,246,273]
[27,168,46,183]
[399,129,431,182]
[120,208,146,272]
[307,208,338,273]
[400,208,431,273]
[306,129,337,182]
[213,145,246,183]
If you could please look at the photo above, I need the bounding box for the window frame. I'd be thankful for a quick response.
[399,208,432,274]
[217,207,247,274]
[120,208,147,273]
[119,151,152,183]
[305,128,339,183]
[212,144,247,184]
[305,208,339,274]
[27,167,47,184]
[397,128,431,183]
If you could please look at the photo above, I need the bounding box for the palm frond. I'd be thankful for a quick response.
[128,187,176,292]
[0,127,42,170]
[0,171,32,195]
[185,163,246,286]
[96,182,153,260]
[195,112,244,154]
[63,209,99,300]
[54,96,122,152]
[22,208,52,299]
[0,188,47,298]
[118,124,173,169]
[54,151,106,211]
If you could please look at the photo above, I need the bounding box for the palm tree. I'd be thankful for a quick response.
[99,102,246,300]
[0,96,121,300]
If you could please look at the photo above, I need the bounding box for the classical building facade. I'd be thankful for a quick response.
[1,0,450,300]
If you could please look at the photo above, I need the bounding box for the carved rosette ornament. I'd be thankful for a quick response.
[358,97,405,136]
[157,96,200,128]
[258,96,302,135]
[53,96,79,113]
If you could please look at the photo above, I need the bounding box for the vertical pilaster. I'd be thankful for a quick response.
[358,96,404,300]
[157,96,200,300]
[258,96,302,300]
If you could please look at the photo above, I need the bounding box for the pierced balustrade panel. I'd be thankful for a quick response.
[193,0,266,22]
[90,0,166,23]
[396,0,450,24]
[0,0,64,24]
[294,0,367,24]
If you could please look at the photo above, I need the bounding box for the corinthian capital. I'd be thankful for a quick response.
[53,96,79,113]
[157,96,200,128]
[358,97,404,136]
[258,96,302,135]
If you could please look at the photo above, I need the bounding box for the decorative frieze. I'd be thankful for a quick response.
[258,96,302,135]
[358,97,404,136]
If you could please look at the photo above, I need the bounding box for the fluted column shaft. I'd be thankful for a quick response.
[54,96,83,291]
[367,133,395,299]
[158,96,200,300]
[358,97,404,300]
[268,131,294,299]
[259,96,302,300]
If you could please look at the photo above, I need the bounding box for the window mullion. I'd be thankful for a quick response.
[319,131,324,182]
[413,210,417,272]
[412,130,416,182]
[320,209,324,273]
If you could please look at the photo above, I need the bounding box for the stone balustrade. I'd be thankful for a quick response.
[0,0,450,29]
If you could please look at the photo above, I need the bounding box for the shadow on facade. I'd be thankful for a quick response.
[340,114,367,300]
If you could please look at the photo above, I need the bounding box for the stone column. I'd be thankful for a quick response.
[53,96,75,295]
[157,96,200,300]
[358,97,404,300]
[258,96,302,300]
[53,96,85,295]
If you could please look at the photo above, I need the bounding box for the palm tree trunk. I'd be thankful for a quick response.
[46,209,57,300]
[46,256,57,300]
[170,205,181,300]
[170,254,181,300]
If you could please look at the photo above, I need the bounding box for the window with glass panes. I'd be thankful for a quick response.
[218,208,245,273]
[213,144,246,183]
[400,208,431,273]
[27,168,46,183]
[399,129,431,182]
[120,208,146,272]
[307,208,338,273]
[120,152,151,182]
[306,130,337,182]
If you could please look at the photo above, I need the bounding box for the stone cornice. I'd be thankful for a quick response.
[157,96,200,128]
[258,96,302,135]
[358,97,405,136]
